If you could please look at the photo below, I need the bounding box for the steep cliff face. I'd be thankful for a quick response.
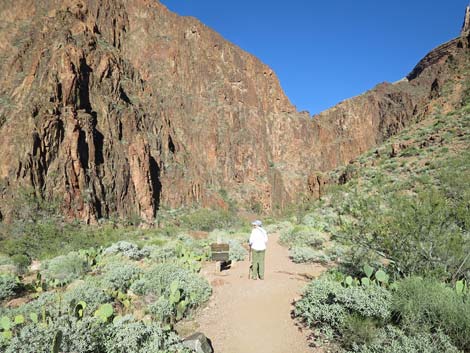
[0,0,469,223]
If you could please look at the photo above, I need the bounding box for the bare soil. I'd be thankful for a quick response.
[188,233,326,353]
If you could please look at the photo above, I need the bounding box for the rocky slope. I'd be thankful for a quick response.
[0,0,469,223]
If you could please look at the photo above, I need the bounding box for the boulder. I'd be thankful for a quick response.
[183,332,213,353]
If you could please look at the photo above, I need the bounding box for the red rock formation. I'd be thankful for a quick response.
[0,1,469,222]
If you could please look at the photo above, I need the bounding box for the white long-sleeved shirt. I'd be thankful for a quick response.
[249,226,268,251]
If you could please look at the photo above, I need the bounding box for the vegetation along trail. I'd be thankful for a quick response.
[193,233,326,353]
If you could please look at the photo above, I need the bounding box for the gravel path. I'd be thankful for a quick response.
[193,233,326,353]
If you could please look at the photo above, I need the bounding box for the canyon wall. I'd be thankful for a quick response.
[0,1,469,223]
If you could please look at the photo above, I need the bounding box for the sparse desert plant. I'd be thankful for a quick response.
[40,252,89,287]
[0,274,19,301]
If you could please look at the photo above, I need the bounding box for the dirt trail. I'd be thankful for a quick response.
[193,233,326,353]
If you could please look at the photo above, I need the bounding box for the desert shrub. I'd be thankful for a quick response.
[180,208,240,231]
[100,262,143,292]
[339,188,470,281]
[0,254,13,266]
[264,220,293,234]
[11,254,30,274]
[290,247,329,264]
[393,277,470,351]
[342,314,379,349]
[103,315,184,353]
[0,274,19,301]
[40,252,89,286]
[280,225,324,248]
[1,314,185,353]
[0,218,145,261]
[1,321,56,353]
[349,326,460,353]
[130,263,211,309]
[294,277,392,343]
[0,264,17,276]
[63,282,112,315]
[149,296,173,322]
[228,240,247,261]
[149,246,177,263]
[0,291,74,321]
[1,315,106,353]
[103,241,150,260]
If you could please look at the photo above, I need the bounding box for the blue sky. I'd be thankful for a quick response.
[160,0,469,115]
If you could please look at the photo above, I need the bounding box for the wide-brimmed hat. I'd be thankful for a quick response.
[251,220,262,226]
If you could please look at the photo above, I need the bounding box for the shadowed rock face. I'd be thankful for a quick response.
[0,0,469,223]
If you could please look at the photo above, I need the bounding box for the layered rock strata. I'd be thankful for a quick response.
[0,0,469,223]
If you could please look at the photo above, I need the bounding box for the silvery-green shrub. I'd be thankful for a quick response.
[228,240,247,261]
[290,247,329,264]
[104,315,183,353]
[349,326,460,353]
[0,274,18,301]
[103,241,149,260]
[149,296,173,321]
[41,252,88,286]
[63,282,112,314]
[100,262,142,292]
[131,263,211,308]
[295,277,392,336]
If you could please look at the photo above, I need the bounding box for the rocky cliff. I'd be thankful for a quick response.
[0,1,469,223]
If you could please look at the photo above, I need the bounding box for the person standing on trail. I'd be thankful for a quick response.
[249,220,268,280]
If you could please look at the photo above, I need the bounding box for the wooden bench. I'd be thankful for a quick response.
[210,243,230,272]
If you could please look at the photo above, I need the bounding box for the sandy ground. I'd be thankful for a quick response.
[191,233,326,353]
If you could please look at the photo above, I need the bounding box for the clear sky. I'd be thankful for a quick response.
[160,0,469,115]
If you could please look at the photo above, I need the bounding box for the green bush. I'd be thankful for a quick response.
[0,314,186,353]
[0,274,19,301]
[180,208,240,231]
[349,326,460,353]
[103,241,150,260]
[294,277,391,343]
[0,254,13,266]
[103,315,184,353]
[290,247,329,264]
[11,254,30,275]
[148,246,177,263]
[63,282,112,315]
[228,240,247,261]
[393,277,470,351]
[1,315,105,353]
[342,314,379,349]
[100,263,143,292]
[339,188,470,281]
[149,296,173,322]
[131,263,211,309]
[280,225,324,248]
[40,252,89,286]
